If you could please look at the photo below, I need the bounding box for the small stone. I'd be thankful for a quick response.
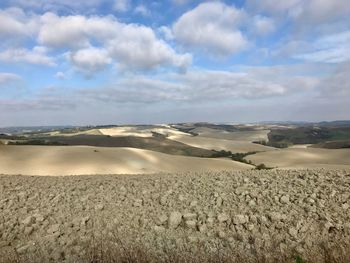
[24,226,34,235]
[307,198,315,204]
[34,214,45,223]
[47,224,60,234]
[81,216,90,226]
[160,196,167,205]
[168,212,182,229]
[342,203,349,210]
[269,212,285,222]
[153,226,165,233]
[95,204,104,211]
[289,227,298,239]
[157,215,168,225]
[249,200,256,206]
[280,195,290,204]
[185,220,197,229]
[133,199,143,207]
[22,216,35,226]
[190,200,198,207]
[52,249,65,261]
[188,236,198,243]
[218,231,226,239]
[217,213,229,223]
[17,245,30,254]
[216,197,223,206]
[207,217,215,224]
[198,224,207,233]
[178,195,185,201]
[233,215,248,225]
[183,213,197,221]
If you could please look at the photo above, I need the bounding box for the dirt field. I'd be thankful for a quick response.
[0,145,251,176]
[168,134,274,153]
[191,127,270,141]
[247,148,350,169]
[0,169,349,263]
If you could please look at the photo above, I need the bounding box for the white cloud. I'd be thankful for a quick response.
[0,47,55,66]
[55,71,66,80]
[246,0,300,14]
[35,12,191,72]
[294,31,350,63]
[81,66,319,104]
[134,4,150,17]
[158,26,174,41]
[0,8,39,39]
[106,24,192,71]
[0,72,21,84]
[113,0,130,12]
[0,73,21,87]
[38,13,94,49]
[5,0,105,12]
[294,0,350,24]
[69,47,112,75]
[252,16,275,35]
[247,0,350,24]
[173,2,248,56]
[319,63,350,97]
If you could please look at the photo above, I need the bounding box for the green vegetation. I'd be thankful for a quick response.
[8,140,66,146]
[254,140,291,148]
[210,150,269,168]
[211,150,233,158]
[231,152,257,165]
[253,126,350,148]
[311,140,350,149]
[294,255,307,263]
[171,126,199,136]
[255,163,273,170]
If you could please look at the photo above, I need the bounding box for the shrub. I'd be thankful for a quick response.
[255,163,273,170]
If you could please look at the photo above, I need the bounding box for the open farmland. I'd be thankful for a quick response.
[168,134,274,153]
[0,169,349,263]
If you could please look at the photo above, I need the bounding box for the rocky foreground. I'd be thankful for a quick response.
[0,169,350,263]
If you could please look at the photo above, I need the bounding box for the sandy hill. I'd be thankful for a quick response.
[99,125,188,138]
[0,145,252,176]
[247,147,350,169]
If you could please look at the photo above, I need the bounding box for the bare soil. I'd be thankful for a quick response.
[0,169,349,262]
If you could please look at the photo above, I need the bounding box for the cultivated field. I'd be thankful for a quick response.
[190,127,270,141]
[0,170,349,263]
[168,134,274,153]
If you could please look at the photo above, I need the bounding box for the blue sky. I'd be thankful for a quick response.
[0,0,349,126]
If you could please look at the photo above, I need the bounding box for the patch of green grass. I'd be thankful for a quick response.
[294,255,307,263]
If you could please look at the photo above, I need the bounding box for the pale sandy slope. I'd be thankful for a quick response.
[247,148,350,169]
[191,127,270,141]
[168,134,274,153]
[99,125,188,138]
[0,145,252,176]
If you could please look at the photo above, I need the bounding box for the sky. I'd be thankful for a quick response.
[0,0,349,126]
